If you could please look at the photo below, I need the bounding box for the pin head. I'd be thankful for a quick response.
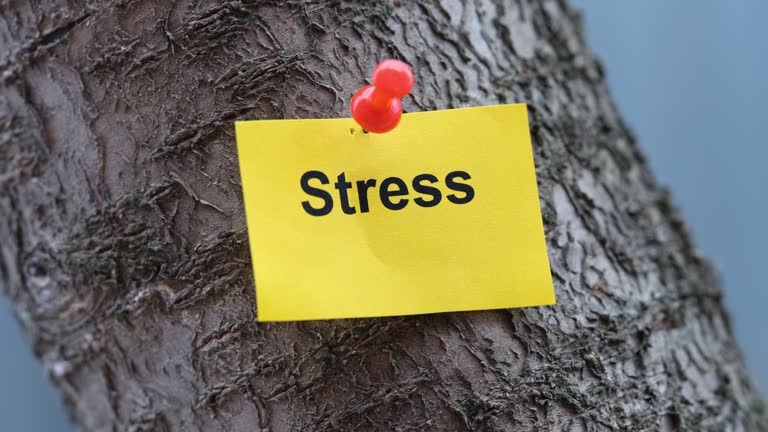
[350,59,414,134]
[372,59,414,99]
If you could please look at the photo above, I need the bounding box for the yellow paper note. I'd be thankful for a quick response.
[235,104,554,321]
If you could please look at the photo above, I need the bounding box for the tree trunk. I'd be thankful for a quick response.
[1,0,765,430]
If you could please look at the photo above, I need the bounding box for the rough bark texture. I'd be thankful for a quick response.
[0,0,765,431]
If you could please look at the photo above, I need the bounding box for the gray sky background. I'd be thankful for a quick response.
[1,1,766,429]
[571,0,768,396]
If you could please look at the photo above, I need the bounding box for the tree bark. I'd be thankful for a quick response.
[0,0,765,430]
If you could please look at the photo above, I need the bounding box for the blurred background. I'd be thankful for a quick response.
[1,1,766,429]
[570,0,768,398]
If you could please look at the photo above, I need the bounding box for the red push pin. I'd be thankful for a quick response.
[350,59,414,133]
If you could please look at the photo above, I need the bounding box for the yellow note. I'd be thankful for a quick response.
[235,104,554,321]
